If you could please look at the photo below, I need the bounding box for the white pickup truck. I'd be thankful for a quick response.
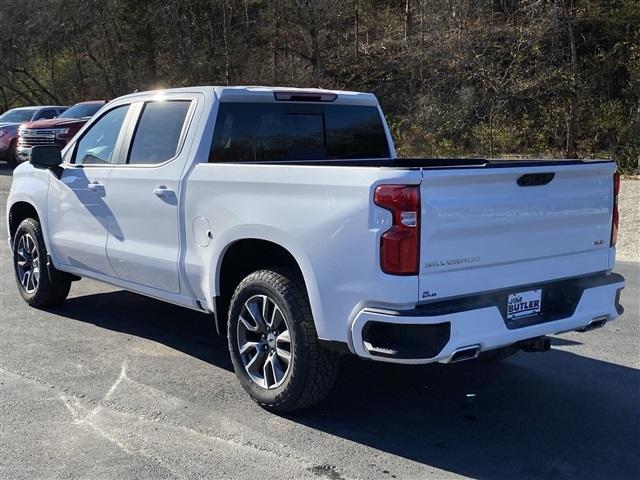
[7,86,625,411]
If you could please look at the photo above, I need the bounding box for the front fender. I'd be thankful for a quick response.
[6,163,52,254]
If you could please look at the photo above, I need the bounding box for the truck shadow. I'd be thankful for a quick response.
[301,353,639,479]
[56,289,233,371]
[54,288,639,480]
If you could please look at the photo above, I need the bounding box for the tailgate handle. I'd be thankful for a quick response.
[517,172,555,187]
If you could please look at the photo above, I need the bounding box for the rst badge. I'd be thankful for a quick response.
[507,289,542,320]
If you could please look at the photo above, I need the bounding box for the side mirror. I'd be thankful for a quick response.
[30,145,62,168]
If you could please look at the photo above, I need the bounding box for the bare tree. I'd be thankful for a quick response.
[560,0,579,158]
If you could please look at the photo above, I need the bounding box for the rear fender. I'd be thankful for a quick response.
[208,225,324,331]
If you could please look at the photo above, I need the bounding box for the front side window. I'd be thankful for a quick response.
[74,105,130,165]
[128,101,191,165]
[210,103,390,162]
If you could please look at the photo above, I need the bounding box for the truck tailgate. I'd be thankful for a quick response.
[418,162,616,302]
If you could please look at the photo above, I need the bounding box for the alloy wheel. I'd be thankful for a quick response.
[16,233,40,293]
[237,294,292,389]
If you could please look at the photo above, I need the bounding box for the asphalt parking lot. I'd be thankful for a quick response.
[1,165,638,480]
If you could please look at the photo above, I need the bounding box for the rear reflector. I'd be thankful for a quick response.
[374,185,420,275]
[611,172,620,246]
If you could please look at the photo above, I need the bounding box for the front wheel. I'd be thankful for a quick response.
[6,140,19,169]
[227,269,339,412]
[13,218,71,307]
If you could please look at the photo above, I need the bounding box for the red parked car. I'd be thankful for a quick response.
[0,105,67,168]
[16,100,106,163]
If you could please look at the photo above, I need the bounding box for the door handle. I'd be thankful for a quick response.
[153,185,174,197]
[87,182,104,191]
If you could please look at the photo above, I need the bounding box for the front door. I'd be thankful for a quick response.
[104,98,194,293]
[47,104,132,276]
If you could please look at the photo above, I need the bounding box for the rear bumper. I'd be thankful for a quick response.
[350,272,625,364]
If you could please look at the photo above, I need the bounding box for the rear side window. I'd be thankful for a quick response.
[128,101,191,165]
[210,103,390,162]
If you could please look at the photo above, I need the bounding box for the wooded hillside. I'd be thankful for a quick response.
[1,0,638,172]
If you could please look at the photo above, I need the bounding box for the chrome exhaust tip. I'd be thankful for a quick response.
[577,316,608,333]
[447,345,481,363]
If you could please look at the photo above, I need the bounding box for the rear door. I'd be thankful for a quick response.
[417,161,617,302]
[103,95,197,293]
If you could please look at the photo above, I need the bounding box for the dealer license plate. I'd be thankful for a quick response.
[506,289,542,320]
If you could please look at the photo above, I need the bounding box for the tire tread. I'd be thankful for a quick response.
[14,218,71,308]
[228,268,339,411]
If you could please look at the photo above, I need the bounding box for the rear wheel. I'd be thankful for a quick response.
[13,218,71,307]
[227,269,339,412]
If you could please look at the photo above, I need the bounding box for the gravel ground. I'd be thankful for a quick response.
[618,179,639,261]
[0,165,638,480]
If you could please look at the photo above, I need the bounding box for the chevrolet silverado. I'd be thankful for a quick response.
[6,86,625,411]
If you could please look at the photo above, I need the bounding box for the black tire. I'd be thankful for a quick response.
[479,345,519,362]
[12,218,71,308]
[6,140,19,169]
[227,268,340,412]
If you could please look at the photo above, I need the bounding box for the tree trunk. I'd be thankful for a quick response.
[562,0,579,158]
[271,0,280,83]
[71,42,86,98]
[489,102,495,158]
[0,86,8,112]
[418,0,425,81]
[296,0,325,83]
[354,0,359,66]
[221,0,233,85]
[404,0,413,42]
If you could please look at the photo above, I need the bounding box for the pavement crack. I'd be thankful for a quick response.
[0,364,314,473]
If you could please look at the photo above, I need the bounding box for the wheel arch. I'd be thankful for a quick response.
[8,201,42,244]
[212,237,319,337]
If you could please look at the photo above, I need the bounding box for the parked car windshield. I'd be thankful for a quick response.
[58,103,103,120]
[0,108,36,123]
[210,103,390,162]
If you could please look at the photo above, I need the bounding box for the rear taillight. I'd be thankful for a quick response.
[374,185,420,275]
[611,172,620,246]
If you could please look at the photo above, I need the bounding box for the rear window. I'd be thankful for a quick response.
[210,103,390,162]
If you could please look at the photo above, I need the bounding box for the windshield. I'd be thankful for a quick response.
[0,108,36,123]
[58,103,103,119]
